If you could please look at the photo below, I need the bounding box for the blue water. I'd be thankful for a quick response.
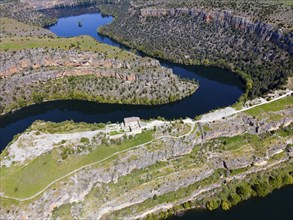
[0,12,243,149]
[0,10,292,220]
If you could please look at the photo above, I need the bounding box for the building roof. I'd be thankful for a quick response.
[124,117,140,124]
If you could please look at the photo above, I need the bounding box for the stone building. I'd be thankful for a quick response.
[124,117,141,132]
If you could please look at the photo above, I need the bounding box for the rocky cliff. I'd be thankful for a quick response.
[97,0,292,98]
[139,7,293,55]
[1,96,292,219]
[0,43,197,114]
[0,0,56,26]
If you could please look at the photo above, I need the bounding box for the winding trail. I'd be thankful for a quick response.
[198,90,292,123]
[0,90,291,202]
[0,122,195,202]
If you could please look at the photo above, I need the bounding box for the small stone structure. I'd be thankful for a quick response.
[124,117,141,132]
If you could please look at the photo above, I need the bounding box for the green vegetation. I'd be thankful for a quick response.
[98,0,292,100]
[205,164,293,212]
[0,20,197,114]
[1,73,196,114]
[0,17,54,37]
[245,95,293,118]
[30,120,106,134]
[111,164,293,219]
[0,0,56,26]
[0,130,154,198]
[0,35,136,61]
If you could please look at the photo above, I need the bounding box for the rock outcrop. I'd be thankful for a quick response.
[0,0,56,26]
[1,107,292,219]
[98,0,292,98]
[0,47,197,114]
[139,8,293,55]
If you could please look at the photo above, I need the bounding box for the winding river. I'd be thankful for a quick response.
[0,12,243,149]
[0,9,292,220]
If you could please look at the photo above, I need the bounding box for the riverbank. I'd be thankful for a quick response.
[96,0,292,100]
[0,19,197,115]
[0,2,291,219]
[1,94,292,219]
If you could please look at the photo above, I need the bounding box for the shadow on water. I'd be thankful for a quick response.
[0,8,291,220]
[0,11,243,150]
[168,186,293,220]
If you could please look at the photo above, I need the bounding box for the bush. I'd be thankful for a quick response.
[206,199,220,210]
[80,137,89,143]
[221,200,231,210]
[32,92,44,104]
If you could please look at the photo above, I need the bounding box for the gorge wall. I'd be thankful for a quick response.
[97,0,292,99]
[1,96,292,219]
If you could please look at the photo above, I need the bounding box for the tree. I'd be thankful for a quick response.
[236,184,252,199]
[252,182,270,197]
[221,200,231,211]
[206,199,220,211]
[32,92,44,104]
[228,193,241,205]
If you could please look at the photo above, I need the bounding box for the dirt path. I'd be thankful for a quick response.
[0,122,195,201]
[199,90,292,123]
[1,90,291,201]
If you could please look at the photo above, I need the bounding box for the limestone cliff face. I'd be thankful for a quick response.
[1,111,292,219]
[100,4,292,98]
[0,48,161,81]
[0,47,197,113]
[0,48,143,81]
[139,8,293,55]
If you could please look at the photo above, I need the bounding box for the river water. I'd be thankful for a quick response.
[0,9,292,220]
[169,186,293,220]
[0,12,243,149]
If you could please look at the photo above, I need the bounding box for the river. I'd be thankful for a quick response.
[0,12,243,150]
[169,186,293,220]
[0,8,292,220]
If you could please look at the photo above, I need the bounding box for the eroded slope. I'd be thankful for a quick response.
[1,95,292,219]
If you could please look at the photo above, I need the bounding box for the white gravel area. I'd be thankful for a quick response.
[199,107,237,122]
[1,130,102,167]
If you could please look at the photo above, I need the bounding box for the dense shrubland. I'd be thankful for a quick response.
[93,0,292,100]
[0,35,197,114]
[0,0,56,26]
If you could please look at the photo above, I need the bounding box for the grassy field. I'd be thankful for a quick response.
[245,95,293,118]
[30,120,106,134]
[0,17,53,36]
[0,130,154,199]
[0,35,136,61]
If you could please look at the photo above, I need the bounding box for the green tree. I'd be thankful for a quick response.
[228,193,241,205]
[206,199,220,211]
[221,200,231,210]
[252,182,270,197]
[236,183,252,199]
[32,92,44,104]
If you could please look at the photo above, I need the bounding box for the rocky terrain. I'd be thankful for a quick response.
[7,0,292,99]
[97,0,293,99]
[19,0,124,10]
[0,95,292,219]
[0,0,56,26]
[132,0,293,31]
[0,16,197,114]
[0,1,292,219]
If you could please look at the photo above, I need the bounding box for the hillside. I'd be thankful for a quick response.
[98,0,293,99]
[0,94,292,219]
[14,0,293,99]
[0,1,292,219]
[0,17,197,114]
[0,0,56,26]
